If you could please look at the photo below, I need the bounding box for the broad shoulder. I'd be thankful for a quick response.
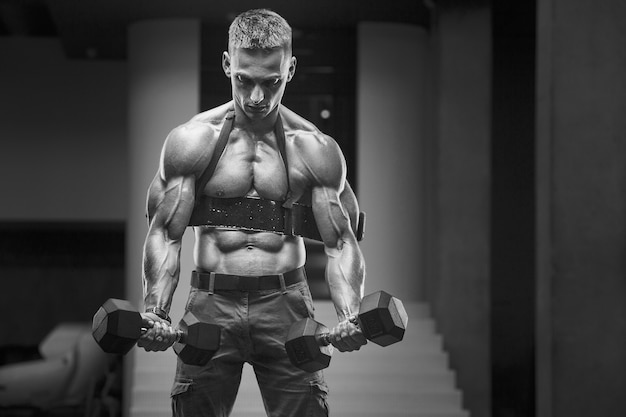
[280,106,346,187]
[160,102,233,179]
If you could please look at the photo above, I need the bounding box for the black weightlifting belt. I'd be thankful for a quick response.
[191,266,306,291]
[188,196,323,242]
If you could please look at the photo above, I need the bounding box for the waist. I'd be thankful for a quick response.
[191,266,307,291]
[193,231,307,273]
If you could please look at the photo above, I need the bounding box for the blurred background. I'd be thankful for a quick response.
[0,1,625,417]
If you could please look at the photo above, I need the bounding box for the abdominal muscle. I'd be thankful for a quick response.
[193,227,307,275]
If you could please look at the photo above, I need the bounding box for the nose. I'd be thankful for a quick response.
[250,85,264,104]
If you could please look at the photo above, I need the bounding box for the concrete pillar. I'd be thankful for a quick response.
[536,0,626,416]
[126,19,200,416]
[429,5,492,416]
[356,22,428,301]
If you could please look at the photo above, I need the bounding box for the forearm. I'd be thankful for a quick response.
[324,236,365,321]
[142,230,183,314]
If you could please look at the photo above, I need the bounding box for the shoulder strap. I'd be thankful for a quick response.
[195,110,235,196]
[274,112,293,206]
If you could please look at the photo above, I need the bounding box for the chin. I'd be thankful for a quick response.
[245,111,268,120]
[245,107,271,119]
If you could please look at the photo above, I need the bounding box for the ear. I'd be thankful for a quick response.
[222,51,232,78]
[286,56,297,82]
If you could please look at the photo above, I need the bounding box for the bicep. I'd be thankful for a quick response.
[340,181,360,237]
[300,134,356,247]
[146,172,195,241]
[146,123,207,240]
[312,185,354,250]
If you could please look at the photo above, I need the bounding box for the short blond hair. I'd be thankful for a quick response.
[228,9,292,53]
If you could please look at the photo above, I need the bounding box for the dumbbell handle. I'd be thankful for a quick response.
[315,316,360,347]
[317,333,332,347]
[140,327,185,343]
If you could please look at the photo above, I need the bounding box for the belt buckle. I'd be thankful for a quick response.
[237,275,259,290]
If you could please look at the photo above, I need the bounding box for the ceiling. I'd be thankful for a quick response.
[0,0,431,60]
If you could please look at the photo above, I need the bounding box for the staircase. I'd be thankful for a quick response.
[129,301,469,417]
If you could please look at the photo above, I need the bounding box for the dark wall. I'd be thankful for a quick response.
[0,38,128,348]
[0,38,127,222]
[490,2,536,416]
[535,0,626,416]
[427,4,492,415]
[0,222,125,347]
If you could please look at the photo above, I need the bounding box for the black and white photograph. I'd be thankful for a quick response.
[0,1,624,417]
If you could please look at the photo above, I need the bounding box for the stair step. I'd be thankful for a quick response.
[329,399,466,414]
[326,372,459,391]
[131,409,170,417]
[131,412,168,417]
[134,370,175,387]
[409,302,432,318]
[132,349,177,369]
[331,389,462,406]
[326,412,470,417]
[345,335,444,355]
[330,350,449,371]
[131,388,171,408]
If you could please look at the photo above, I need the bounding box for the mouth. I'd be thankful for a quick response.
[246,104,267,113]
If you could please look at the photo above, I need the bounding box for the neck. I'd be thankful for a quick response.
[233,103,280,134]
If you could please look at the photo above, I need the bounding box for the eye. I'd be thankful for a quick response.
[236,75,249,84]
[265,78,281,87]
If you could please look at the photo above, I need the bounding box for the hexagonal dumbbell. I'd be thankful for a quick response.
[92,298,221,366]
[356,291,408,347]
[284,318,334,373]
[284,291,408,372]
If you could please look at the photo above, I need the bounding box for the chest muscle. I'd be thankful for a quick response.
[203,132,288,200]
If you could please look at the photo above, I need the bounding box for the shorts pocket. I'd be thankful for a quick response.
[185,288,199,312]
[171,377,193,398]
[286,282,315,319]
[298,282,316,315]
[309,381,330,416]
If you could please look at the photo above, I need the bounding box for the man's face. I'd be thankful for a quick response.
[223,47,296,120]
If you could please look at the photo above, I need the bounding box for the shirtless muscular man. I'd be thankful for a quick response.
[137,9,367,417]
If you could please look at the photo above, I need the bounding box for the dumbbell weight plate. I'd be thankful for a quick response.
[358,291,408,347]
[285,318,334,373]
[92,298,143,355]
[173,311,221,366]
